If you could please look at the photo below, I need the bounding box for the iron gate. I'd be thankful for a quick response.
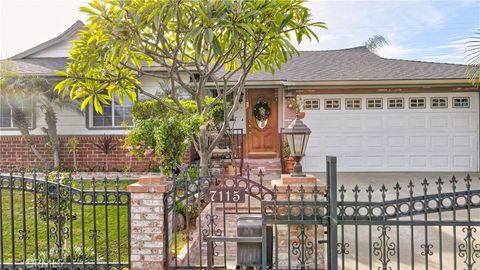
[162,168,275,269]
[262,156,480,270]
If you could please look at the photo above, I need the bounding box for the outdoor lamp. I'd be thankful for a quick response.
[283,114,311,177]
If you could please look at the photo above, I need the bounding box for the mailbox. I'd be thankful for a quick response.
[237,215,272,269]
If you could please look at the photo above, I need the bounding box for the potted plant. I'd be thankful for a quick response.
[283,140,295,173]
[226,163,236,175]
[287,97,305,119]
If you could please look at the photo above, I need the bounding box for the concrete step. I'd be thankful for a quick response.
[244,158,282,176]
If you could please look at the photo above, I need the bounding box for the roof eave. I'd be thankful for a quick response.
[206,79,475,88]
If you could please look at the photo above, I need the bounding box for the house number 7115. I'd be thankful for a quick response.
[206,188,245,203]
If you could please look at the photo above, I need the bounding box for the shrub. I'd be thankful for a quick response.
[27,247,95,263]
[124,97,226,176]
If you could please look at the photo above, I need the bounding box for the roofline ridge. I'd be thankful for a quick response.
[298,46,368,53]
[10,20,84,60]
[378,54,468,67]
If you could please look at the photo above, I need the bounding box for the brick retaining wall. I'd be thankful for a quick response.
[0,135,156,171]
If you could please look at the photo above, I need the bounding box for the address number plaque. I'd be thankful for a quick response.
[206,187,245,203]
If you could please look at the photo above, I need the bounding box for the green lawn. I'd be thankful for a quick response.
[0,179,136,264]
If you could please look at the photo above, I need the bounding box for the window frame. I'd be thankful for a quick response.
[430,97,448,109]
[409,97,426,109]
[0,97,36,130]
[387,98,404,109]
[303,99,320,110]
[324,98,341,110]
[345,98,362,110]
[88,97,134,129]
[366,98,383,109]
[452,97,470,108]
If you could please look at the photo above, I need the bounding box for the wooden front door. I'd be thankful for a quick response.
[246,89,279,158]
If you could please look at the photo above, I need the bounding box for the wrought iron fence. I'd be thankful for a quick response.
[0,168,131,270]
[262,156,480,270]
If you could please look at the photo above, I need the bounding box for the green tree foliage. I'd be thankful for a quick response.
[55,0,325,175]
[125,97,224,175]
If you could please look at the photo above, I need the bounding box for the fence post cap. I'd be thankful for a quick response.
[127,174,172,193]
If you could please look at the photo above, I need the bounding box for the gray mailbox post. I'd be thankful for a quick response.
[236,215,272,269]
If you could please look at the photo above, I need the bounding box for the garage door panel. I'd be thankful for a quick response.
[409,117,427,128]
[367,137,383,147]
[366,117,383,128]
[431,136,449,147]
[410,156,428,168]
[387,156,406,168]
[345,136,362,147]
[453,155,472,168]
[299,92,478,172]
[409,136,427,148]
[366,156,384,168]
[387,136,405,148]
[453,135,472,147]
[430,117,449,128]
[344,118,362,128]
[344,155,363,168]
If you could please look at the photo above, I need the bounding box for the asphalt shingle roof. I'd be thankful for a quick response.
[1,58,68,76]
[1,46,468,81]
[237,46,468,81]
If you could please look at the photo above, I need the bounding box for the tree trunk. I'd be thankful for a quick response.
[198,151,209,177]
[44,106,60,168]
[197,124,210,177]
[72,150,77,171]
[9,105,47,165]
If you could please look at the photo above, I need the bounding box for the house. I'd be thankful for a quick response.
[1,21,478,172]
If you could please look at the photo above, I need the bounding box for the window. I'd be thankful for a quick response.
[409,98,426,109]
[387,98,404,109]
[453,97,470,108]
[325,99,340,110]
[345,98,361,110]
[431,97,448,108]
[304,99,320,110]
[0,97,34,128]
[366,98,383,109]
[92,96,133,128]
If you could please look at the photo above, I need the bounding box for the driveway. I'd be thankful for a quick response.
[308,171,480,270]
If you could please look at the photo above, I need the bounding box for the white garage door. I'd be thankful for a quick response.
[300,92,479,172]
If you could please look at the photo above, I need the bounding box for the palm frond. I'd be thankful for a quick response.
[466,30,480,86]
[365,35,389,54]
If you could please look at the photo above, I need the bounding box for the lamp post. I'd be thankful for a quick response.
[283,113,311,177]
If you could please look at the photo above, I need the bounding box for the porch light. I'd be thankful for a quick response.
[283,113,311,177]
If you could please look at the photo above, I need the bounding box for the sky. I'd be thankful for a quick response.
[0,0,479,64]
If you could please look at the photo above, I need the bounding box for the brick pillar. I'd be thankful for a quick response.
[128,175,172,270]
[271,174,326,269]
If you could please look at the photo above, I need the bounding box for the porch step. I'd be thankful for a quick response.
[244,158,282,176]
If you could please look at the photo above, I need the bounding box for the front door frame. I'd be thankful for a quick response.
[246,88,280,158]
